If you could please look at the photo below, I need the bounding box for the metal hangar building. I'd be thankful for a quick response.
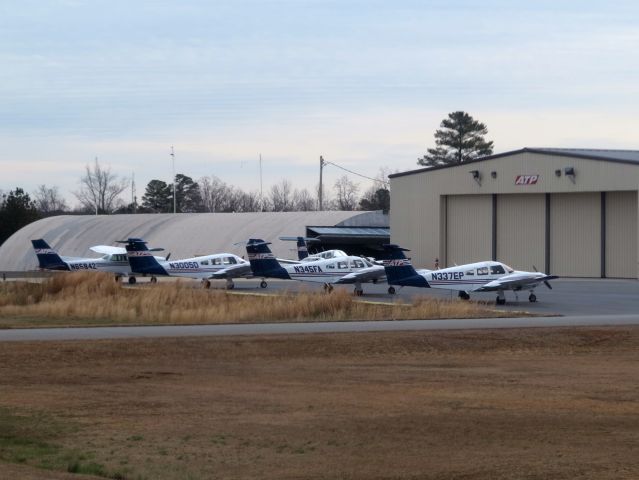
[389,148,639,279]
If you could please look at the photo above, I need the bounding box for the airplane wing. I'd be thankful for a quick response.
[472,274,558,292]
[208,263,253,279]
[90,245,127,255]
[277,257,302,265]
[334,265,386,284]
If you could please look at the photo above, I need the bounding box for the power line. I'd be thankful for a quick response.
[323,160,389,186]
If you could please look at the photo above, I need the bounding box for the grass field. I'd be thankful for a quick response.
[1,327,639,479]
[0,272,521,328]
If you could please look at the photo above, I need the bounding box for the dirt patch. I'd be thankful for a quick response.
[1,327,638,479]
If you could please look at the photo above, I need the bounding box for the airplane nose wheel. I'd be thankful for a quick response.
[128,277,137,285]
[150,276,157,284]
[260,280,268,288]
[388,286,396,295]
[528,293,537,303]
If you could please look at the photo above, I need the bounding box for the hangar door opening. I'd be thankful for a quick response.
[496,194,545,271]
[445,195,492,266]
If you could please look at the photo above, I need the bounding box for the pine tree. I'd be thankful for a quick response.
[418,111,494,167]
[0,188,41,244]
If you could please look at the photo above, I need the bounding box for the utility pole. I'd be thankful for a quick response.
[131,172,136,213]
[259,153,263,212]
[319,155,325,210]
[170,146,176,214]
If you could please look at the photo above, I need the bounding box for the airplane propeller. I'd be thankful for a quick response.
[165,253,171,261]
[533,265,553,290]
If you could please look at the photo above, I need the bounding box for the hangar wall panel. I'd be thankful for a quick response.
[550,193,601,277]
[446,195,492,266]
[605,191,637,278]
[390,174,440,269]
[496,194,545,271]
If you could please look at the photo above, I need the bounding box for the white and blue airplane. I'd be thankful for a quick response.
[244,238,385,295]
[382,244,557,304]
[31,238,171,283]
[121,238,252,288]
[31,238,145,280]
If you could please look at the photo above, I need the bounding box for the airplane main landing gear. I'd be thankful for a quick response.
[388,286,396,295]
[529,293,537,303]
[128,276,137,285]
[353,287,364,296]
[323,283,334,293]
[458,291,470,300]
[495,291,506,305]
[203,279,211,289]
[150,276,158,284]
[260,280,268,289]
[226,279,235,290]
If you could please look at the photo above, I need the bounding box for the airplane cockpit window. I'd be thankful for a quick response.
[490,265,506,275]
[200,260,209,266]
[223,257,236,265]
[351,259,365,269]
[337,261,348,269]
[503,264,514,273]
[477,267,489,275]
[227,257,237,264]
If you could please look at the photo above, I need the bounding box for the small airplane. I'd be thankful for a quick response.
[279,236,351,263]
[244,238,385,295]
[382,244,558,305]
[31,238,144,280]
[121,238,252,288]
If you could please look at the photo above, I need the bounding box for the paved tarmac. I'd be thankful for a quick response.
[1,277,638,342]
[207,277,639,317]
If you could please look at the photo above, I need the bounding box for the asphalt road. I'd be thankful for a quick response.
[1,314,639,342]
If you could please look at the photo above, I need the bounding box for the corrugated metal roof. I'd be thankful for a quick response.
[0,211,387,271]
[389,147,639,178]
[530,148,639,163]
[308,227,390,237]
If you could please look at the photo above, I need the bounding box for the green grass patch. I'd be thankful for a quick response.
[0,407,137,479]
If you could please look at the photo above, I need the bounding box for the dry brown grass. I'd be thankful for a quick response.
[0,272,518,327]
[1,328,639,479]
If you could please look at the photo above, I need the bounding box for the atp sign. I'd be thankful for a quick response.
[515,175,539,185]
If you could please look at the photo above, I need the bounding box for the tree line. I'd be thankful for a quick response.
[2,110,494,245]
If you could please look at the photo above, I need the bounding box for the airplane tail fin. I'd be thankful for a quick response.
[246,239,290,279]
[121,238,167,275]
[382,244,430,288]
[296,237,309,260]
[31,239,69,270]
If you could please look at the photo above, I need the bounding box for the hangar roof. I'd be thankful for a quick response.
[0,211,388,271]
[389,147,639,178]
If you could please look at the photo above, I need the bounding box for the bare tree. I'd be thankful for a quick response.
[33,185,68,215]
[334,175,360,211]
[199,176,231,212]
[74,158,128,214]
[269,179,293,212]
[293,188,316,211]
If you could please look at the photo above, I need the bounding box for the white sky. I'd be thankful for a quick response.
[1,0,638,204]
